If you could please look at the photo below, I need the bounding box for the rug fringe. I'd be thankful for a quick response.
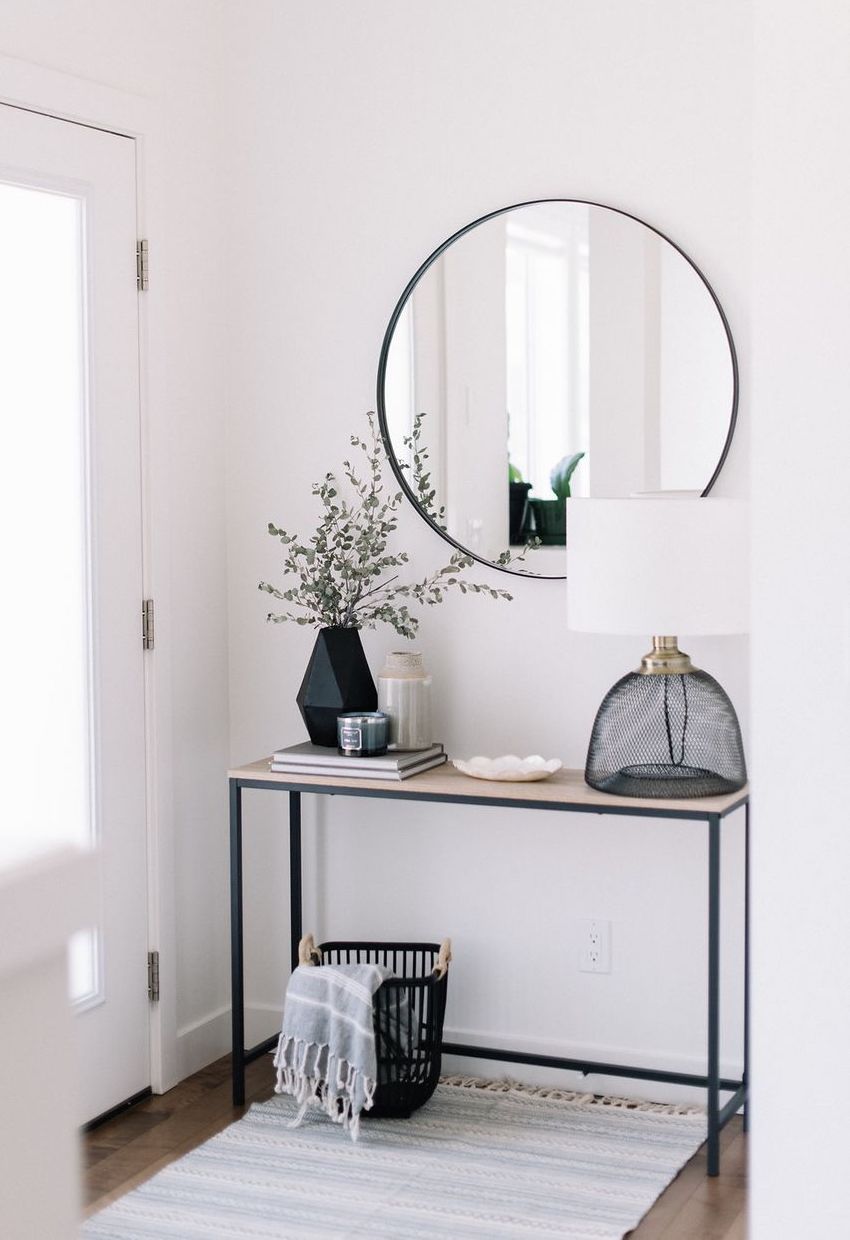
[439,1074,705,1115]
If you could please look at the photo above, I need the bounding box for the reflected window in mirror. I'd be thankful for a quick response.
[378,201,738,578]
[506,205,590,506]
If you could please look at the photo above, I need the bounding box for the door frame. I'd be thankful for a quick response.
[0,54,178,1093]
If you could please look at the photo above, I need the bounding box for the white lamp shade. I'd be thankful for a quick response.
[566,498,749,635]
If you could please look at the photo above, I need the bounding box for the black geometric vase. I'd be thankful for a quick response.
[296,626,377,747]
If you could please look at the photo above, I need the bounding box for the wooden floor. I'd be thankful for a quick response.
[83,1057,747,1237]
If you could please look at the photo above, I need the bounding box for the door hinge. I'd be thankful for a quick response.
[142,598,155,650]
[136,239,149,291]
[147,950,160,1002]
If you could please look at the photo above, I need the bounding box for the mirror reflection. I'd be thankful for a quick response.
[379,201,737,577]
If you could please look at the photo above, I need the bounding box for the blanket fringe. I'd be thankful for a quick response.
[274,1033,377,1140]
[439,1074,705,1116]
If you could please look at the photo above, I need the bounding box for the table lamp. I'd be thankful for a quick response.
[566,498,748,798]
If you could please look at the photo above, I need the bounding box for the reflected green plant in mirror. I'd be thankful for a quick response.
[550,451,585,501]
[528,451,586,547]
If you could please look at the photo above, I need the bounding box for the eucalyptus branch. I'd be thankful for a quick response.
[260,410,517,638]
[401,412,447,529]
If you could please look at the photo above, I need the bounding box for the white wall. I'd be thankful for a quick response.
[222,0,751,1099]
[5,5,849,1233]
[750,2,850,1235]
[0,1,231,1085]
[588,208,651,496]
[660,243,733,489]
[443,220,509,558]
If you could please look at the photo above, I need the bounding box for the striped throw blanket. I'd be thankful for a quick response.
[273,961,397,1139]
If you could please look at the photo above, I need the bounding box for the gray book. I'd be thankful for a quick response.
[269,753,447,781]
[271,740,444,772]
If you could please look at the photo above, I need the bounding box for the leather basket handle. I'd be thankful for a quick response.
[434,938,452,978]
[297,933,321,966]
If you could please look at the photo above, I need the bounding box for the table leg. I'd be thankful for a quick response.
[290,791,302,972]
[230,779,245,1106]
[743,800,750,1134]
[707,812,721,1175]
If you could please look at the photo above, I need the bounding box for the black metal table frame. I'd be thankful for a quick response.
[229,775,749,1176]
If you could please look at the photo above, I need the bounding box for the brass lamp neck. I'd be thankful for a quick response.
[638,636,697,676]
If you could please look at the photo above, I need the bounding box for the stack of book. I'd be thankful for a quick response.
[269,741,447,781]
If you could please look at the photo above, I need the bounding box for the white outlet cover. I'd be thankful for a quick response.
[579,918,612,973]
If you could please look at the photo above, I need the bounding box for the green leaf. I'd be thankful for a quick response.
[550,451,585,501]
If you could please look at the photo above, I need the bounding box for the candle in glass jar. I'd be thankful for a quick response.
[337,711,390,757]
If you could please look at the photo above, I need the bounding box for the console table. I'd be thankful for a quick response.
[228,759,749,1175]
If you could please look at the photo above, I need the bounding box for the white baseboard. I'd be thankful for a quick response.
[175,1002,281,1084]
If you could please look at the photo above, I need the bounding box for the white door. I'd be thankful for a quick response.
[0,104,150,1121]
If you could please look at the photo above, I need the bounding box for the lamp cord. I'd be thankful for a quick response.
[663,675,689,766]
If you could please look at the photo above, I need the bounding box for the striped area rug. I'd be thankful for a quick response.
[83,1079,706,1239]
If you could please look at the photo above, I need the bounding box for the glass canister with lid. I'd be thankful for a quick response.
[377,651,433,750]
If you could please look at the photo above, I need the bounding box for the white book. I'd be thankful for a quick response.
[269,753,448,782]
[270,741,444,772]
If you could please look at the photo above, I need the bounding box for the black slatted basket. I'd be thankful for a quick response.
[310,939,450,1118]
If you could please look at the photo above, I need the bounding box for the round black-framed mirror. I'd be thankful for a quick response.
[377,199,739,580]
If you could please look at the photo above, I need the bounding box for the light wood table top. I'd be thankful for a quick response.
[229,758,748,819]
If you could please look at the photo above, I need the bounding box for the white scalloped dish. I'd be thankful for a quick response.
[452,755,563,782]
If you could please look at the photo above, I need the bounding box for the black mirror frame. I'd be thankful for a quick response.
[376,198,739,580]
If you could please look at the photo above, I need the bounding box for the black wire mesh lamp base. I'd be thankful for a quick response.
[585,637,747,799]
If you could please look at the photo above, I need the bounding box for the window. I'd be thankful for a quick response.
[0,180,98,1004]
[506,208,590,498]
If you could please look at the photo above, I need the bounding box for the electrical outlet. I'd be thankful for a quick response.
[579,919,611,973]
